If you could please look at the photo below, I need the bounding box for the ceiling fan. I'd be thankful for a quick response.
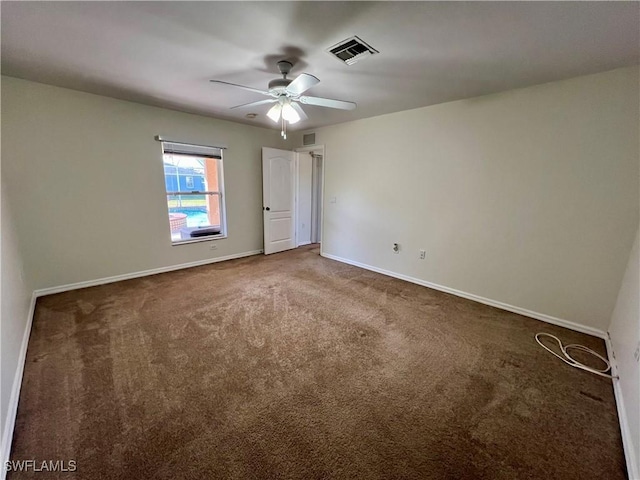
[210,60,356,138]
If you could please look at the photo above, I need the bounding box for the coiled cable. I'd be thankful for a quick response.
[535,332,617,379]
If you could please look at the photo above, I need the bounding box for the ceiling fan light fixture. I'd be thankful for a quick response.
[281,102,300,124]
[266,103,282,123]
[211,60,356,133]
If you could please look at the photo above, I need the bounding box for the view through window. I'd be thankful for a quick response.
[160,140,226,243]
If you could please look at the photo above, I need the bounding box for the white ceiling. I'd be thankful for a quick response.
[2,2,638,131]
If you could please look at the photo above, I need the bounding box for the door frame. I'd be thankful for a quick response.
[295,144,325,254]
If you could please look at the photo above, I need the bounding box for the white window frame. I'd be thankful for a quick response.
[157,137,228,245]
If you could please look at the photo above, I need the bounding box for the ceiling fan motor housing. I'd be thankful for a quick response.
[268,78,292,93]
[269,61,294,94]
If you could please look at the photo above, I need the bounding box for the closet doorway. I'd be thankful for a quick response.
[295,145,324,247]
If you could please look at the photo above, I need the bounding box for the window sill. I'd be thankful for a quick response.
[171,234,227,246]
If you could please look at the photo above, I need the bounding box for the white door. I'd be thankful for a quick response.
[262,147,296,254]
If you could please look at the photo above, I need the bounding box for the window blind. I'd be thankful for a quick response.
[155,136,224,159]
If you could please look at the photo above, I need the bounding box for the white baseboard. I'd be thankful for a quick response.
[1,293,37,480]
[605,335,639,480]
[34,249,263,297]
[297,241,312,247]
[321,252,607,339]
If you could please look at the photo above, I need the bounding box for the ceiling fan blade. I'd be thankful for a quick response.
[285,73,320,96]
[299,95,356,110]
[209,80,272,96]
[290,102,308,121]
[230,98,277,110]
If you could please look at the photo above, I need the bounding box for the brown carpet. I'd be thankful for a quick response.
[9,245,626,479]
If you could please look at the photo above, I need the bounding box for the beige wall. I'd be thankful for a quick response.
[609,227,639,478]
[308,67,639,331]
[1,180,33,454]
[2,76,287,290]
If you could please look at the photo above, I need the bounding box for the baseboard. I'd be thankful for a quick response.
[34,249,263,297]
[321,252,607,339]
[297,241,312,247]
[605,335,639,480]
[1,293,37,480]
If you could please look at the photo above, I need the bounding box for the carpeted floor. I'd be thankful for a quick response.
[9,245,626,479]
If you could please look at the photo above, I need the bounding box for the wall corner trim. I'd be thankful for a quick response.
[605,335,639,480]
[1,293,37,480]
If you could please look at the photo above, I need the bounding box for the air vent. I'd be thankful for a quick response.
[303,133,316,146]
[327,36,378,65]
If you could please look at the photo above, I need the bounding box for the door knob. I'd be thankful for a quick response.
[265,207,270,211]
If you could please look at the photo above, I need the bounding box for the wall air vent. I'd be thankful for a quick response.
[327,36,379,65]
[303,133,316,146]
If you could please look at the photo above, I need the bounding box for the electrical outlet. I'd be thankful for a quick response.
[209,244,217,251]
[393,243,399,254]
[419,249,426,260]
[634,342,640,363]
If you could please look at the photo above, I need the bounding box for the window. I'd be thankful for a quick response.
[159,139,227,244]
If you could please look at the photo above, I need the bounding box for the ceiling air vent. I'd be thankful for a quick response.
[303,133,316,146]
[327,36,378,65]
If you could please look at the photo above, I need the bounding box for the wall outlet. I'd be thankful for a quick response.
[419,249,426,260]
[634,342,640,363]
[393,243,399,254]
[209,244,217,251]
